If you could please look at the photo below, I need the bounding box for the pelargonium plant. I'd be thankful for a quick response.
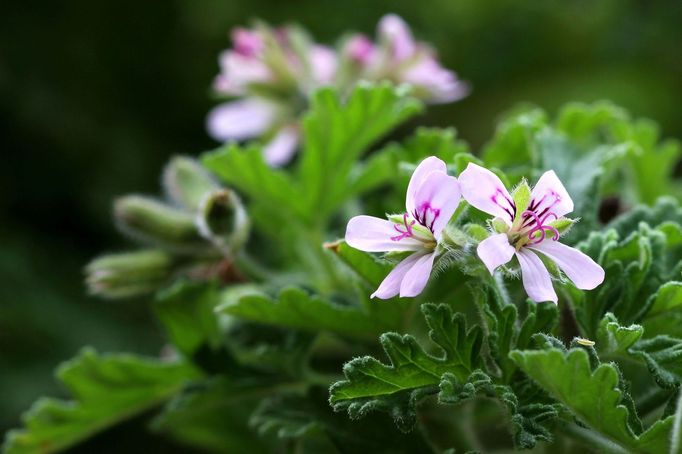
[7,15,682,454]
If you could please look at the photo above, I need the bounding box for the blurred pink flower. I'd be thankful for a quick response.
[207,16,468,166]
[459,163,605,303]
[345,157,461,299]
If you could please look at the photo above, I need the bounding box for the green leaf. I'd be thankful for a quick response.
[325,240,393,289]
[349,127,469,199]
[630,336,682,389]
[643,282,682,337]
[569,223,673,338]
[251,389,435,453]
[202,143,306,222]
[298,82,423,218]
[3,348,200,454]
[596,312,643,356]
[329,303,482,431]
[216,286,387,339]
[510,348,673,453]
[152,377,271,454]
[670,391,682,454]
[154,280,222,357]
[476,285,559,381]
[482,107,548,178]
[438,370,558,449]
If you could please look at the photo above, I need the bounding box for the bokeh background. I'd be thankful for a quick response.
[2,0,682,445]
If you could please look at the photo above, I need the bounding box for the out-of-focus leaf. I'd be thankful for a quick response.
[251,389,435,453]
[3,348,200,454]
[153,280,222,357]
[216,286,388,339]
[298,82,423,218]
[152,378,271,454]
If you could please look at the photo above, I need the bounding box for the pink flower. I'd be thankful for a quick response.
[345,157,461,299]
[207,25,337,166]
[370,14,469,104]
[344,34,376,65]
[459,163,605,303]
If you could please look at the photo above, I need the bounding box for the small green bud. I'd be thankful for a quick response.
[196,189,250,256]
[464,223,489,241]
[85,249,174,299]
[511,179,531,227]
[114,195,206,253]
[492,217,510,234]
[162,156,219,211]
[548,217,577,236]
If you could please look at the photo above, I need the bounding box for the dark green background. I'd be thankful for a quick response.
[2,0,681,445]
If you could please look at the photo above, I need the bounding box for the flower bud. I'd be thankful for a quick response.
[114,195,206,253]
[195,189,250,256]
[162,156,219,211]
[85,249,174,299]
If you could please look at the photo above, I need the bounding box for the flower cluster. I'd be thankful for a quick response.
[346,158,605,303]
[207,15,468,166]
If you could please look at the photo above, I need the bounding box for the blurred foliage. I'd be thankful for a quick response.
[2,0,682,449]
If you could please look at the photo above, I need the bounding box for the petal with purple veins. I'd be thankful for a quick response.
[459,163,515,225]
[411,171,461,239]
[529,240,604,290]
[477,233,515,275]
[530,170,574,218]
[406,156,448,215]
[516,249,558,304]
[346,215,423,252]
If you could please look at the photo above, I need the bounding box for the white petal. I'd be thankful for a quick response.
[477,233,515,274]
[309,45,338,85]
[345,215,423,252]
[459,163,515,225]
[406,156,447,215]
[399,252,436,297]
[371,252,422,299]
[401,58,469,104]
[411,171,461,239]
[378,14,415,61]
[263,126,299,167]
[529,240,605,290]
[516,249,558,304]
[206,99,276,141]
[530,170,574,218]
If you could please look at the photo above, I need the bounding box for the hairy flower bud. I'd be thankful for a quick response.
[195,189,250,256]
[114,195,206,253]
[85,249,174,299]
[162,156,219,211]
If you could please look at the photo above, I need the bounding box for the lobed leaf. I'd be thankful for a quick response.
[329,304,482,431]
[3,348,200,454]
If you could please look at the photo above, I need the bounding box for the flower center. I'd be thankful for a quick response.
[511,191,562,247]
[390,203,439,248]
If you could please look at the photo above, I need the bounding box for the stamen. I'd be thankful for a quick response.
[522,210,560,244]
[390,213,416,242]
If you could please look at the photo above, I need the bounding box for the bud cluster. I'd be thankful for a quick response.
[86,157,250,298]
